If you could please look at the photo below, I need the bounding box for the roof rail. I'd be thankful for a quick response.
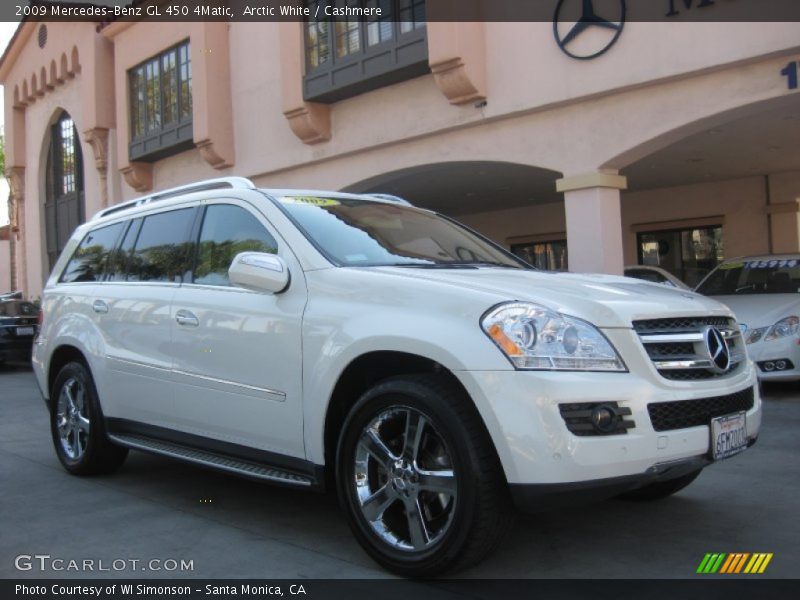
[93,177,258,220]
[367,193,413,206]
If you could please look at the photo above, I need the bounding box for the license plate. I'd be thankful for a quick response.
[711,412,748,460]
[16,326,34,336]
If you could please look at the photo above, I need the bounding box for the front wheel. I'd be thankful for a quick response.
[336,375,513,577]
[50,361,128,475]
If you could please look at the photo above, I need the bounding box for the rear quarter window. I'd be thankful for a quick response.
[59,222,126,283]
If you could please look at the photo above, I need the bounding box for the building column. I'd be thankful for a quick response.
[556,172,627,275]
[7,167,27,296]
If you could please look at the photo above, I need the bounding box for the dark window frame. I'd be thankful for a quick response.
[636,224,723,289]
[45,112,85,273]
[303,0,429,103]
[511,239,569,271]
[128,40,193,162]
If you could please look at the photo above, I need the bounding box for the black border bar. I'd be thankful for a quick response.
[3,0,800,23]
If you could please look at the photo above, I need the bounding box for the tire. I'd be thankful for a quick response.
[50,361,128,475]
[617,469,702,501]
[336,374,513,577]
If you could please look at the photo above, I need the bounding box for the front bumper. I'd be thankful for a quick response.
[508,454,711,511]
[746,335,800,381]
[454,341,761,506]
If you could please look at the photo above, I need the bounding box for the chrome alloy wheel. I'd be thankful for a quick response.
[353,406,458,552]
[55,377,90,460]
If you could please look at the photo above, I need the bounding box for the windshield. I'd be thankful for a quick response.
[696,258,800,295]
[275,195,526,268]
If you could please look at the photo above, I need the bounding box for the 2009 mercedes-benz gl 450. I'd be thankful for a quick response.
[33,177,761,576]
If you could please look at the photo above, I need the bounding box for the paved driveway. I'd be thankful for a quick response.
[1,365,797,579]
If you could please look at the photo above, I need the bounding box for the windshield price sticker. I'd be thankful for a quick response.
[745,259,797,269]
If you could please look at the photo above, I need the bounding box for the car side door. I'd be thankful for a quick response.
[169,199,307,459]
[92,206,198,427]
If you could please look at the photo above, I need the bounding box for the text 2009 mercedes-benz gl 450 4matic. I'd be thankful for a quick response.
[32,177,761,576]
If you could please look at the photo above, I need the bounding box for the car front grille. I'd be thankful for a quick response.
[647,387,754,431]
[632,316,745,381]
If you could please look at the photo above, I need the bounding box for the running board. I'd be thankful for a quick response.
[108,433,315,488]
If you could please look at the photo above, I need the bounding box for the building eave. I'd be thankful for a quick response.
[0,22,35,82]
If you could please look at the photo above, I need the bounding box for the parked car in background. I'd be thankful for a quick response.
[695,255,800,381]
[0,299,39,364]
[0,291,23,300]
[624,265,691,289]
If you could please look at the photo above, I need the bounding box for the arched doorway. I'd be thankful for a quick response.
[44,111,84,273]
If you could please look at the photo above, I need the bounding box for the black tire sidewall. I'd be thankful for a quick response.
[50,361,104,474]
[336,378,482,575]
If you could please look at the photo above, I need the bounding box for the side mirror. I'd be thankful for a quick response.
[228,252,290,294]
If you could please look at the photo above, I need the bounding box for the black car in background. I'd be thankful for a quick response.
[0,300,38,364]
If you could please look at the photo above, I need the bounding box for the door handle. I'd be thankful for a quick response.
[92,299,109,314]
[175,309,200,328]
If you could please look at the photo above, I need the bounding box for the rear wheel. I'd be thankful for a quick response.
[50,361,128,475]
[617,469,702,501]
[336,375,513,577]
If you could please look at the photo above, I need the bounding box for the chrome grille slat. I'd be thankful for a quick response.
[639,329,738,344]
[633,316,742,381]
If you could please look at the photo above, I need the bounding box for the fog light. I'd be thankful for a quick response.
[763,361,775,372]
[775,360,787,371]
[591,405,617,433]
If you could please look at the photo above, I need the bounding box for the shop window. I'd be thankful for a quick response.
[129,41,193,161]
[304,0,429,103]
[637,225,723,289]
[511,240,569,271]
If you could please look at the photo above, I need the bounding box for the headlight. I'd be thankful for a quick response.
[481,302,626,371]
[764,316,800,342]
[745,327,768,344]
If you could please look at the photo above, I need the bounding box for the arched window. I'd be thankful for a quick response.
[45,112,85,273]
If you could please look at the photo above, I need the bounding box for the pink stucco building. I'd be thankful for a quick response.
[1,5,799,298]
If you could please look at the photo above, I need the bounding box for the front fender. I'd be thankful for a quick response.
[301,309,511,465]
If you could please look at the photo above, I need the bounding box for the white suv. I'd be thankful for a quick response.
[33,177,761,576]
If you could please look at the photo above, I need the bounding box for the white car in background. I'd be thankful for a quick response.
[624,265,691,290]
[696,255,800,381]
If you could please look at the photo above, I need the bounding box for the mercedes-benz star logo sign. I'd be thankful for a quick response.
[554,0,626,60]
[703,326,731,374]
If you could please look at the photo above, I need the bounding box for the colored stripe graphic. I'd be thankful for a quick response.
[697,554,713,574]
[699,553,773,574]
[698,553,727,574]
[719,554,736,574]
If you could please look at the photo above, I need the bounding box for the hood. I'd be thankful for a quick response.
[369,267,731,328]
[711,294,800,329]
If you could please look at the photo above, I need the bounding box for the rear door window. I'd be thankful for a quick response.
[127,208,196,283]
[59,222,126,283]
